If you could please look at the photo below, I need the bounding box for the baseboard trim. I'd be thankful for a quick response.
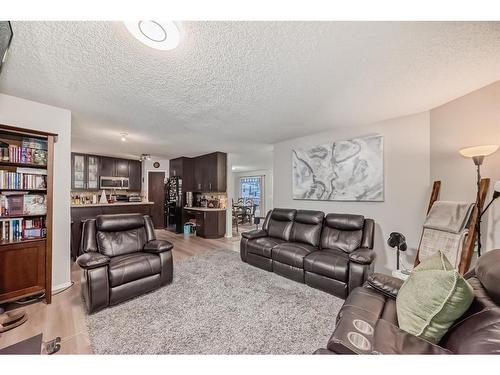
[52,281,73,293]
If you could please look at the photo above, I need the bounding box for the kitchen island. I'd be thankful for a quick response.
[70,202,155,260]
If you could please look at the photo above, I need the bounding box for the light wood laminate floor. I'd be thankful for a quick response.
[0,228,247,354]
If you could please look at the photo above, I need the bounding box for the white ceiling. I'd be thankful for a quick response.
[1,21,500,165]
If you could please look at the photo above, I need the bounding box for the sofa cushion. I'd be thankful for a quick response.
[304,249,349,282]
[266,208,296,241]
[291,210,325,247]
[97,227,148,257]
[320,213,364,253]
[246,237,285,258]
[96,213,145,232]
[396,251,474,344]
[272,242,316,268]
[108,252,161,287]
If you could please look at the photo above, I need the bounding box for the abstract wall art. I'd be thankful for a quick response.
[292,134,384,201]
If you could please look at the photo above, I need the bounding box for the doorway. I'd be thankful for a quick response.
[148,171,165,229]
[239,175,265,216]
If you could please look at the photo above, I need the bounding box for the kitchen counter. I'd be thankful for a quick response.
[71,201,154,208]
[183,207,226,212]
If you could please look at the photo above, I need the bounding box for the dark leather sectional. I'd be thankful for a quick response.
[76,213,174,313]
[240,208,375,299]
[315,249,500,354]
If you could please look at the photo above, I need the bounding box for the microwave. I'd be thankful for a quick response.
[100,176,129,190]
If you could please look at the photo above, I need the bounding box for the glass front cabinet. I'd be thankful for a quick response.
[71,153,99,190]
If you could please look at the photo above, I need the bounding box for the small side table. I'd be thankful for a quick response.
[391,269,411,281]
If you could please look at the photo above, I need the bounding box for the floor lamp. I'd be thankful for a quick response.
[459,144,499,256]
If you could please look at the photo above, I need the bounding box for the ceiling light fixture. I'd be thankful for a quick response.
[140,154,152,161]
[120,133,128,142]
[124,21,180,51]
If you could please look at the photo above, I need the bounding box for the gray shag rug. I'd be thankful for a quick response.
[85,249,343,354]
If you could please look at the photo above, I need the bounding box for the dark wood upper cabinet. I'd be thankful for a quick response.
[207,152,227,192]
[72,154,142,191]
[171,152,227,193]
[98,156,114,177]
[169,157,182,178]
[72,153,100,190]
[169,157,195,191]
[115,159,129,177]
[128,160,142,191]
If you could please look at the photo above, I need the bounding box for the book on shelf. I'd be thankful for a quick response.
[0,193,47,216]
[0,216,46,241]
[0,169,47,189]
[0,141,47,165]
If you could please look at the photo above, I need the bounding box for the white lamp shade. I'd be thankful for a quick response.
[495,181,500,193]
[459,144,499,158]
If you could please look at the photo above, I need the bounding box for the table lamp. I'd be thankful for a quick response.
[459,144,499,256]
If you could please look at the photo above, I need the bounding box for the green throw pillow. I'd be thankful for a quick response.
[396,251,474,343]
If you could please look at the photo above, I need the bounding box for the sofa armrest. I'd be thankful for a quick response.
[77,252,110,269]
[241,229,268,240]
[366,273,404,299]
[373,320,452,354]
[349,247,375,265]
[143,240,174,254]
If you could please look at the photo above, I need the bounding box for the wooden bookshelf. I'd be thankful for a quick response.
[0,124,55,305]
[0,161,47,169]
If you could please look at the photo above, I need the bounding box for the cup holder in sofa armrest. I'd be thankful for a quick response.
[327,312,375,354]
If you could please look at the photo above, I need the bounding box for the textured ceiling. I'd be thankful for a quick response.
[1,21,500,163]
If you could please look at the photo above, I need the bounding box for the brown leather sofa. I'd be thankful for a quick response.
[76,213,174,313]
[315,248,500,354]
[240,208,375,299]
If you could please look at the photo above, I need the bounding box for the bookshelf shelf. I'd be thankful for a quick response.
[0,189,47,192]
[0,124,55,305]
[0,161,47,169]
[0,237,46,247]
[0,213,47,219]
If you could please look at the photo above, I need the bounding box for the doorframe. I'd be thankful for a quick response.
[238,175,265,215]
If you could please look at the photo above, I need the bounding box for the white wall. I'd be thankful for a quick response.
[233,168,273,215]
[0,93,72,291]
[273,112,431,273]
[142,158,169,201]
[430,80,500,252]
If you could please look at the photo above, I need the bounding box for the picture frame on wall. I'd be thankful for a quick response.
[292,134,384,202]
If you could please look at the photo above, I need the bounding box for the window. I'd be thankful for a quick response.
[239,176,265,216]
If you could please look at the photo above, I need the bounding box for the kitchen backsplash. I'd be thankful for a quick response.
[194,192,227,209]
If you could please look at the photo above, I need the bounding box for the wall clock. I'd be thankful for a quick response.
[153,162,160,168]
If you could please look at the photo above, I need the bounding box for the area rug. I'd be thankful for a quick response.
[85,249,343,354]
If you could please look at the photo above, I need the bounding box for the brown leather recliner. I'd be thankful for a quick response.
[315,249,500,354]
[76,213,174,313]
[240,208,375,299]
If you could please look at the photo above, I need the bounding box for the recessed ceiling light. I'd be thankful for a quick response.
[120,133,128,142]
[124,21,180,51]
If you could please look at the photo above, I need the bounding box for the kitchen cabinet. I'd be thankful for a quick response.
[115,158,129,177]
[193,152,227,192]
[128,160,142,191]
[170,152,227,193]
[72,154,142,191]
[98,156,115,178]
[182,208,226,239]
[72,153,100,190]
[169,157,194,191]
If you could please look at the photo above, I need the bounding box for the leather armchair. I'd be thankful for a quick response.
[77,213,174,313]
